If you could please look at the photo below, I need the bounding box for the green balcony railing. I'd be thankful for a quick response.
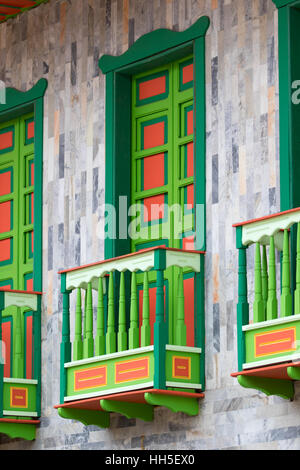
[0,288,42,440]
[232,207,300,400]
[56,247,205,426]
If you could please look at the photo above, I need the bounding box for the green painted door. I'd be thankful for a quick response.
[131,56,196,345]
[0,113,35,379]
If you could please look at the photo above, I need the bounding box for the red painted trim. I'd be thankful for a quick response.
[233,206,300,228]
[231,361,300,381]
[0,288,42,295]
[59,246,206,274]
[0,418,40,424]
[54,388,205,411]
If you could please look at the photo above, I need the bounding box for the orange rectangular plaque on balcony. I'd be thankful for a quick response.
[10,387,28,408]
[255,327,296,357]
[115,357,149,384]
[172,356,191,379]
[74,366,107,391]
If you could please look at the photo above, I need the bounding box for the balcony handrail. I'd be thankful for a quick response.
[233,206,300,248]
[59,246,205,291]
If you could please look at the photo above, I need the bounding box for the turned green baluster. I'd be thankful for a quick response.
[141,271,151,347]
[106,272,116,354]
[129,271,139,349]
[175,268,187,346]
[294,223,300,315]
[83,289,87,340]
[261,245,268,315]
[83,282,94,358]
[118,272,127,352]
[281,229,292,317]
[73,288,83,360]
[95,277,105,356]
[13,308,23,378]
[266,236,278,320]
[253,243,264,323]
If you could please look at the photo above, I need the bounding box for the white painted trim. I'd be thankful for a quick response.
[64,381,154,402]
[3,410,38,417]
[243,353,300,370]
[166,345,202,354]
[243,314,300,332]
[64,345,154,368]
[3,378,38,385]
[165,251,201,272]
[166,381,202,390]
[4,291,37,311]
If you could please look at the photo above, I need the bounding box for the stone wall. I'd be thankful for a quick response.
[1,0,298,450]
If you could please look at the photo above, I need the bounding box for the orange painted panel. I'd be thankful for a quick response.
[143,121,165,150]
[143,153,165,190]
[115,357,149,384]
[184,277,195,347]
[30,163,34,186]
[186,184,194,209]
[143,194,165,222]
[27,121,34,140]
[186,142,194,177]
[10,387,28,408]
[182,235,195,251]
[0,131,13,151]
[0,170,11,196]
[2,321,11,378]
[139,76,166,101]
[182,63,194,84]
[0,201,11,233]
[172,356,191,379]
[74,366,107,391]
[25,315,33,380]
[26,277,33,291]
[0,239,11,262]
[255,327,296,357]
[187,110,193,136]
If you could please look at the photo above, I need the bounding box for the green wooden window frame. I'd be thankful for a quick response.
[98,16,209,260]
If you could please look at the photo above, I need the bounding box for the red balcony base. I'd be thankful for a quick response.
[54,388,205,428]
[231,361,300,400]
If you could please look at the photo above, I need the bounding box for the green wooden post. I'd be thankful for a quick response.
[95,277,105,356]
[106,273,116,354]
[0,291,4,418]
[33,294,42,417]
[253,243,265,323]
[13,308,23,378]
[281,229,292,317]
[140,271,151,347]
[83,289,87,340]
[237,244,249,371]
[153,249,167,389]
[60,273,72,403]
[129,272,139,349]
[294,223,300,315]
[261,245,268,315]
[83,283,94,358]
[266,236,278,320]
[118,272,127,352]
[73,289,83,361]
[175,268,187,346]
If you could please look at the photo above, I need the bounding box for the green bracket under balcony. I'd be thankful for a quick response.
[232,207,300,400]
[0,289,42,441]
[55,247,205,427]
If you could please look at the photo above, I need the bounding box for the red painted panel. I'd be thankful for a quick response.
[26,277,33,291]
[186,184,194,209]
[143,153,165,190]
[0,170,11,196]
[74,366,107,391]
[184,277,195,347]
[186,142,194,177]
[143,194,165,222]
[0,239,11,262]
[115,357,149,383]
[182,63,194,84]
[0,7,21,14]
[27,121,34,140]
[255,327,296,357]
[25,315,33,379]
[187,110,193,136]
[11,387,27,408]
[0,201,11,233]
[0,1,36,7]
[139,76,166,101]
[182,235,195,251]
[30,162,34,185]
[0,131,13,151]
[31,192,34,223]
[173,356,191,379]
[2,320,11,378]
[143,121,165,150]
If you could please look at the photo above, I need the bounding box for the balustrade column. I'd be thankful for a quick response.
[237,247,249,371]
[118,272,127,352]
[73,289,83,361]
[281,229,292,317]
[261,245,268,315]
[153,250,167,389]
[140,271,151,347]
[60,273,71,403]
[294,223,300,315]
[129,272,139,349]
[175,269,187,346]
[0,291,4,418]
[13,308,23,378]
[106,273,116,354]
[253,244,264,323]
[266,236,278,320]
[95,277,105,356]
